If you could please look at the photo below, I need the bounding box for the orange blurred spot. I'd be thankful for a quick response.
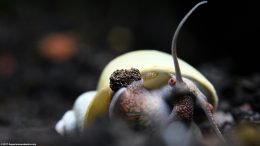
[0,54,16,77]
[39,33,78,62]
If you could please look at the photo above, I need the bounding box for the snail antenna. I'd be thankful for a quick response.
[171,1,207,83]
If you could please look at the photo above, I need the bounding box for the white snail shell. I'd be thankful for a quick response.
[55,91,96,135]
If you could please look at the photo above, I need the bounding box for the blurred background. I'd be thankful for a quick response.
[0,0,259,145]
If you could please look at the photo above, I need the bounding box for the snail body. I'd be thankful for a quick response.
[55,50,217,134]
[56,1,226,143]
[86,50,217,128]
[109,79,171,131]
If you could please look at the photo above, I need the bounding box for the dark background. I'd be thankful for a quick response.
[1,0,259,73]
[0,0,259,145]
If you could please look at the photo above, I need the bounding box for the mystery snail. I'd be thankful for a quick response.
[55,1,226,143]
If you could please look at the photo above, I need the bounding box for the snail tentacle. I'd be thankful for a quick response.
[196,92,227,144]
[166,0,226,142]
[109,87,127,119]
[171,1,208,83]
